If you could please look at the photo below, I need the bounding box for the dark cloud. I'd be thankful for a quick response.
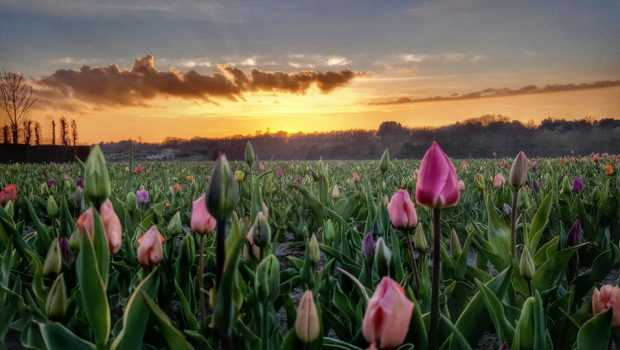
[39,55,358,106]
[370,80,620,105]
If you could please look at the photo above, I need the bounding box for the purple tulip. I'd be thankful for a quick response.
[572,177,584,193]
[47,178,56,189]
[75,177,84,189]
[567,219,583,246]
[362,232,376,259]
[136,186,150,205]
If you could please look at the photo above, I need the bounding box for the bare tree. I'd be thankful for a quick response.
[59,116,69,146]
[34,122,41,145]
[71,119,78,145]
[0,71,37,144]
[2,125,8,144]
[51,119,56,145]
[23,119,33,145]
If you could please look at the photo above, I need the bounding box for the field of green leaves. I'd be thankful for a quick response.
[0,143,619,350]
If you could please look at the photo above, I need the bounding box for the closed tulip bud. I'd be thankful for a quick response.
[191,193,217,234]
[100,199,123,254]
[374,237,391,277]
[362,232,376,260]
[46,274,68,320]
[413,225,428,252]
[84,145,111,206]
[572,177,584,193]
[323,219,335,241]
[69,229,80,251]
[252,212,271,248]
[592,285,620,327]
[43,238,62,275]
[415,142,460,208]
[510,151,528,188]
[493,173,505,188]
[137,225,165,267]
[331,184,341,199]
[244,141,256,168]
[474,173,485,191]
[308,234,321,264]
[387,189,417,230]
[519,246,535,280]
[47,195,58,218]
[379,149,390,173]
[255,254,280,302]
[363,277,414,349]
[207,155,239,220]
[567,219,583,246]
[450,228,462,256]
[234,170,245,182]
[295,290,321,343]
[167,211,184,236]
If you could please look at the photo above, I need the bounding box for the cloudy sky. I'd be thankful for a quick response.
[1,0,619,143]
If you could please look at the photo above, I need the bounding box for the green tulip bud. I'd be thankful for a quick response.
[510,151,529,188]
[255,254,280,302]
[308,234,321,264]
[295,290,321,343]
[413,224,428,253]
[167,211,184,236]
[69,230,80,251]
[450,228,462,257]
[43,238,62,275]
[474,173,485,191]
[323,219,335,242]
[126,192,138,212]
[244,141,256,168]
[379,148,390,173]
[84,145,111,206]
[374,237,391,277]
[47,195,59,218]
[46,274,68,320]
[206,155,239,220]
[252,212,271,248]
[40,182,48,194]
[519,245,536,280]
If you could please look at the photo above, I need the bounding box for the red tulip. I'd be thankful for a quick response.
[191,193,217,234]
[137,225,165,267]
[415,142,460,208]
[592,285,620,327]
[387,189,417,229]
[0,184,17,205]
[99,199,122,254]
[363,277,414,348]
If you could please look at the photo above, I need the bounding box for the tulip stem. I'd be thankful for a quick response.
[216,220,227,287]
[511,188,519,257]
[405,232,421,294]
[198,234,206,327]
[429,208,441,350]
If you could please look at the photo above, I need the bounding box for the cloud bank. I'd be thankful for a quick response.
[39,55,357,106]
[370,80,620,105]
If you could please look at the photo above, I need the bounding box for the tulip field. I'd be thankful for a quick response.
[0,143,619,350]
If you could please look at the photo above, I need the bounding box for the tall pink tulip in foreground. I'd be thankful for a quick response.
[592,285,620,327]
[191,193,217,234]
[100,199,122,254]
[363,277,414,349]
[387,189,417,229]
[137,225,165,267]
[415,142,460,208]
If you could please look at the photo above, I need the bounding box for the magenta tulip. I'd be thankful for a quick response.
[363,277,414,348]
[387,189,417,229]
[191,193,217,234]
[415,142,460,208]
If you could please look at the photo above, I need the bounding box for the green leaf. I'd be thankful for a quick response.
[476,281,515,343]
[141,291,194,350]
[92,209,110,286]
[39,322,96,350]
[527,192,552,253]
[532,246,578,292]
[484,195,511,270]
[577,310,612,350]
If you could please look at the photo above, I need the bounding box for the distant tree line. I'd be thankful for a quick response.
[101,115,620,160]
[0,71,79,145]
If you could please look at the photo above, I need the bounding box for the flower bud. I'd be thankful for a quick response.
[136,186,150,205]
[413,225,428,252]
[191,193,217,234]
[474,173,485,191]
[295,290,321,343]
[387,189,417,230]
[69,229,80,251]
[255,254,280,302]
[45,195,58,218]
[323,219,335,242]
[331,185,341,199]
[572,177,584,193]
[519,246,535,280]
[234,170,245,182]
[379,149,390,173]
[450,228,462,257]
[46,274,68,320]
[43,238,62,275]
[167,211,184,236]
[415,142,460,208]
[592,285,620,327]
[362,232,376,260]
[252,212,271,248]
[567,219,583,246]
[374,237,391,277]
[308,234,321,264]
[100,199,123,254]
[137,225,165,267]
[510,151,528,188]
[493,173,505,189]
[206,155,239,220]
[245,141,256,168]
[84,145,111,206]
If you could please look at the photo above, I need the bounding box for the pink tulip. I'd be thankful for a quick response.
[363,277,414,348]
[592,285,620,327]
[0,184,17,205]
[387,189,417,229]
[137,225,165,267]
[99,199,123,254]
[493,173,505,189]
[191,193,217,234]
[76,208,94,238]
[415,142,460,208]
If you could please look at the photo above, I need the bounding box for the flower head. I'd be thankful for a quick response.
[572,177,584,193]
[137,225,165,266]
[191,193,217,234]
[415,142,460,208]
[387,189,417,229]
[136,186,150,205]
[0,184,17,205]
[592,284,620,327]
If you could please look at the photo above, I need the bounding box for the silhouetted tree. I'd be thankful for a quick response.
[59,117,69,146]
[2,125,8,144]
[51,120,56,145]
[0,71,37,144]
[71,119,78,145]
[34,122,41,145]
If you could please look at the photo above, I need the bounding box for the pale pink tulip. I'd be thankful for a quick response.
[76,208,94,238]
[191,193,217,234]
[363,277,414,348]
[592,285,620,327]
[137,225,165,267]
[415,142,460,208]
[387,190,417,229]
[99,199,122,254]
[457,180,465,191]
[493,173,505,189]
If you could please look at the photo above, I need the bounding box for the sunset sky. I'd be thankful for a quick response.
[1,0,619,143]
